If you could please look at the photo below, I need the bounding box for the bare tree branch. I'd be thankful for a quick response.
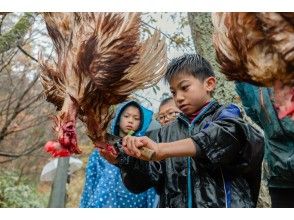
[0,140,45,163]
[17,45,38,63]
[0,74,40,142]
[0,49,18,72]
[4,116,48,137]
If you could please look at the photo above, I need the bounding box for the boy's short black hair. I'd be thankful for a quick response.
[159,97,173,109]
[164,54,215,83]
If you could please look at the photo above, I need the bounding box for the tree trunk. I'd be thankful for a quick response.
[187,12,238,104]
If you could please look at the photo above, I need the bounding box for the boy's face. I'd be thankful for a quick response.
[158,100,181,125]
[119,105,141,136]
[170,72,215,117]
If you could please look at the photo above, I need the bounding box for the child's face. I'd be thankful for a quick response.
[170,72,215,117]
[119,105,141,136]
[158,100,181,125]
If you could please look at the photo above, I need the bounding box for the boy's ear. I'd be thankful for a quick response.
[204,76,216,92]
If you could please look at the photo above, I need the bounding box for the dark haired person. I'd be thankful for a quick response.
[157,97,181,126]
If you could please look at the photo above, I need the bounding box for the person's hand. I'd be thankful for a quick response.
[122,136,162,161]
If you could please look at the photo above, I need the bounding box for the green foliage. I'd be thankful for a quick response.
[0,170,49,208]
[0,12,36,54]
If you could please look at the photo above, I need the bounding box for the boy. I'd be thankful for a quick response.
[157,97,181,126]
[80,100,156,208]
[102,54,264,208]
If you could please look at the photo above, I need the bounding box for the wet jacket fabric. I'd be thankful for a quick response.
[80,101,157,208]
[235,82,294,188]
[116,100,264,208]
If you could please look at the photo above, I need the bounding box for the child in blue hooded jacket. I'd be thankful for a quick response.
[80,100,156,208]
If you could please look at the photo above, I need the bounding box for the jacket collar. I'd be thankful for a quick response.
[178,100,220,126]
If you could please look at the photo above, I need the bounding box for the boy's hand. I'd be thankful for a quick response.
[122,136,163,161]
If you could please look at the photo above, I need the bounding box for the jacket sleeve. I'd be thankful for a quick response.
[191,104,264,173]
[115,130,164,194]
[235,82,263,127]
[116,154,164,194]
[79,150,100,207]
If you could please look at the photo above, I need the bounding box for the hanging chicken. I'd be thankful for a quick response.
[212,12,294,119]
[40,13,167,157]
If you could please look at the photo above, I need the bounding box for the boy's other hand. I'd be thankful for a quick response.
[122,136,162,161]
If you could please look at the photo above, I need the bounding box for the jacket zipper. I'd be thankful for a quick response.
[180,101,217,208]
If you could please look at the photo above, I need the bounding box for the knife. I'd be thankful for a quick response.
[106,133,155,160]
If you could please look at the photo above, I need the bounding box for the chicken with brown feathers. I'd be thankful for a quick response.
[212,12,294,119]
[40,13,167,157]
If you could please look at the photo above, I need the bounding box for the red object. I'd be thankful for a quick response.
[44,141,71,157]
[95,143,118,155]
[44,121,82,158]
[105,144,118,155]
[44,122,82,158]
[58,121,82,155]
[273,81,294,120]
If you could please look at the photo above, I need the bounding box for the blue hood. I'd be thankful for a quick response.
[110,100,153,137]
